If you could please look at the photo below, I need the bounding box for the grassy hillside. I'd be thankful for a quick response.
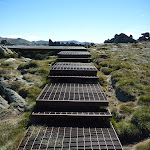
[0,52,57,150]
[89,42,150,149]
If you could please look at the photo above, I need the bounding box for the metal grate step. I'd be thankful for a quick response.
[17,124,123,150]
[57,58,91,62]
[36,83,109,107]
[49,62,97,76]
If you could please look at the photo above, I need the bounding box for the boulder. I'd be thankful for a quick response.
[141,32,149,38]
[138,32,150,41]
[0,46,13,55]
[4,58,16,62]
[0,39,11,45]
[23,58,32,62]
[0,80,26,107]
[0,95,9,110]
[104,33,136,43]
[4,88,26,106]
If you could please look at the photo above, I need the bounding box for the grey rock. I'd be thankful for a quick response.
[0,80,26,107]
[104,33,136,43]
[0,104,6,110]
[23,58,32,62]
[4,58,16,62]
[141,32,149,38]
[5,88,26,106]
[0,80,11,89]
[0,46,13,55]
[35,53,43,60]
[138,32,150,41]
[0,95,9,110]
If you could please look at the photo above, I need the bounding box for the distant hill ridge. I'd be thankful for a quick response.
[0,37,92,45]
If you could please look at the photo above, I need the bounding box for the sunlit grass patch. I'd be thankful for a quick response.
[19,86,41,100]
[134,139,150,150]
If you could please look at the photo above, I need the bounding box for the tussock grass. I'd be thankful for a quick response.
[138,95,150,106]
[131,106,150,135]
[101,67,114,75]
[134,139,150,150]
[0,111,31,150]
[17,61,38,70]
[97,71,107,86]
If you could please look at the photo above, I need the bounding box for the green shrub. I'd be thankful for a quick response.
[101,67,114,75]
[23,73,36,82]
[111,70,124,84]
[111,109,125,122]
[119,104,133,115]
[116,120,141,142]
[97,71,107,86]
[31,68,49,76]
[131,106,150,135]
[138,95,150,106]
[115,86,136,102]
[18,61,38,70]
[109,64,121,70]
[9,81,25,92]
[115,78,143,101]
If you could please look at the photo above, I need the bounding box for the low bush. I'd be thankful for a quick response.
[101,67,114,75]
[138,95,150,106]
[18,61,38,70]
[28,68,49,76]
[116,120,141,142]
[115,86,136,102]
[1,53,18,58]
[111,109,125,122]
[9,81,25,92]
[119,104,133,115]
[97,71,107,86]
[19,86,41,100]
[131,106,150,136]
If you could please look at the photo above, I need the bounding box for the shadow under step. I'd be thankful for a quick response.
[57,58,91,62]
[57,51,91,58]
[32,110,112,118]
[48,75,99,82]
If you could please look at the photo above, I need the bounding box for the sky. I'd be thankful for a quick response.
[0,0,150,43]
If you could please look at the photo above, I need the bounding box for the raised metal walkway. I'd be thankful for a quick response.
[17,47,123,150]
[7,46,86,51]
